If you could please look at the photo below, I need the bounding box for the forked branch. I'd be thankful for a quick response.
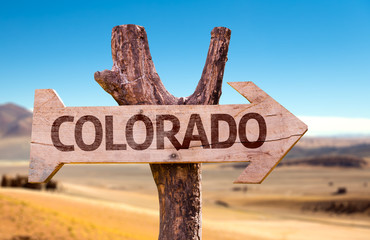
[94,24,231,240]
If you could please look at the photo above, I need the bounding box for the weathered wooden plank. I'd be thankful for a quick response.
[29,81,307,183]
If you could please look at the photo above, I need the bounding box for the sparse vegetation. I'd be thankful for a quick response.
[302,200,370,215]
[278,155,367,168]
[333,187,347,195]
[1,175,57,191]
[215,200,229,208]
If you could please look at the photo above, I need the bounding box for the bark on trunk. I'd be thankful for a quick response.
[95,24,231,240]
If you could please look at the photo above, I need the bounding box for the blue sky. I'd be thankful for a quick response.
[1,1,370,135]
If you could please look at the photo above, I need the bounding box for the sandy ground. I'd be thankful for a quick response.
[0,162,369,240]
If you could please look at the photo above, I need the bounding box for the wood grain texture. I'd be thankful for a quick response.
[29,82,307,184]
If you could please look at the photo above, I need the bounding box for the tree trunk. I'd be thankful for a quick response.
[95,24,231,240]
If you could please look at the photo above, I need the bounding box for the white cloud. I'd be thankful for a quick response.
[299,116,370,136]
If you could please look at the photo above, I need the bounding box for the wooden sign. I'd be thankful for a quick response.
[29,81,307,184]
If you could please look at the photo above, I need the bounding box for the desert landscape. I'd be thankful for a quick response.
[0,103,370,240]
[3,0,370,238]
[1,162,370,240]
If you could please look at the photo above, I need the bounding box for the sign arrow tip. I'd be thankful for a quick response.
[228,81,308,184]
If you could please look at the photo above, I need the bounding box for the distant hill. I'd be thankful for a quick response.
[230,154,368,170]
[285,143,370,159]
[0,103,32,138]
[0,103,32,160]
[296,136,370,148]
[225,136,370,170]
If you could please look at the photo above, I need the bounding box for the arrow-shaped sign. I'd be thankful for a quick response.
[29,82,307,184]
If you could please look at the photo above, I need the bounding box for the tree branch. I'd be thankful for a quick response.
[95,24,177,105]
[185,27,231,105]
[94,24,231,240]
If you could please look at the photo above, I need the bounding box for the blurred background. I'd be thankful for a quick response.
[1,1,369,239]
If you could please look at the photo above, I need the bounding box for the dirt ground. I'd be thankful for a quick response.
[0,162,369,240]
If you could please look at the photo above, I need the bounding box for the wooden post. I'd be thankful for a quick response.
[94,24,231,240]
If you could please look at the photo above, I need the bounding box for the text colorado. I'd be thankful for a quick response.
[51,113,267,152]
